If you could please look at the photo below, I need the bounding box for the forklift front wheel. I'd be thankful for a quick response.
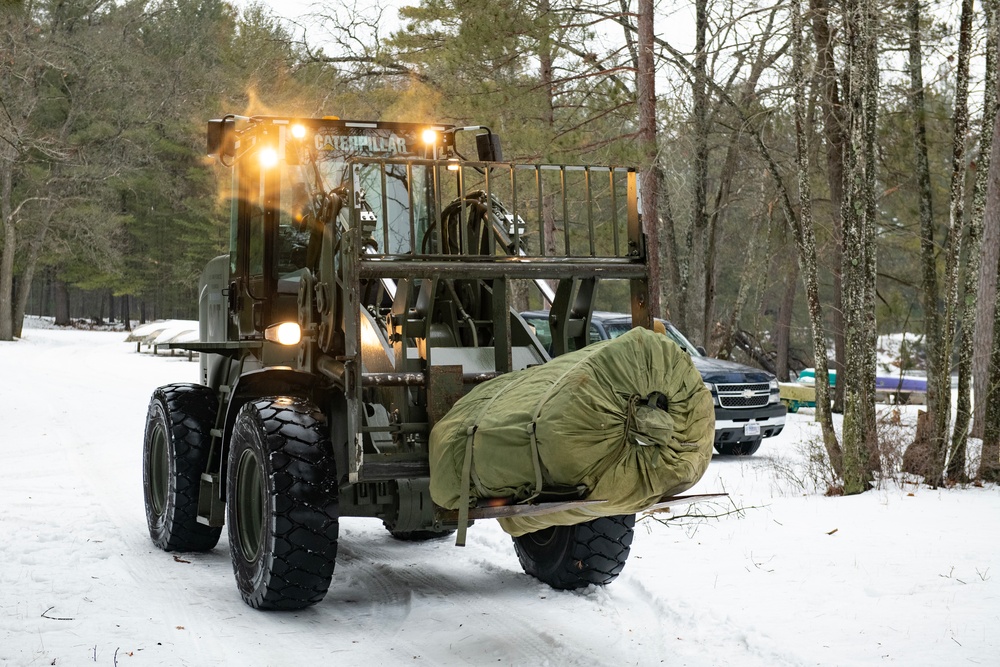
[227,397,340,610]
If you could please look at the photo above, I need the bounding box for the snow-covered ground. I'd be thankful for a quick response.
[1,324,997,666]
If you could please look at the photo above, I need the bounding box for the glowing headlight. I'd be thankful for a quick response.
[290,124,307,139]
[265,322,301,346]
[446,159,460,172]
[259,147,279,168]
[421,129,439,145]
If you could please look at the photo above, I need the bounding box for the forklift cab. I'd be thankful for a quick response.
[211,117,454,339]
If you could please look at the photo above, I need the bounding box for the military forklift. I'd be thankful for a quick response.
[142,114,663,610]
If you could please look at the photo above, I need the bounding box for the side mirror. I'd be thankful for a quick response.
[696,345,707,356]
[476,132,503,162]
[207,117,236,161]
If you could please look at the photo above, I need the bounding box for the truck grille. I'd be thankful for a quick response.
[715,382,771,409]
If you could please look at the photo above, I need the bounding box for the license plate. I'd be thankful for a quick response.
[744,422,761,436]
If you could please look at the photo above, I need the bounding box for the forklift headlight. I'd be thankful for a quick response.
[421,129,439,145]
[290,124,307,139]
[265,322,301,346]
[259,147,279,168]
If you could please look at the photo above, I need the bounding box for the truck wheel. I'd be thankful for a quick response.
[511,515,635,590]
[143,383,222,552]
[715,438,762,456]
[227,398,339,610]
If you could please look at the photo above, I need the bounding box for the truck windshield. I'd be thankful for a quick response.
[604,320,702,356]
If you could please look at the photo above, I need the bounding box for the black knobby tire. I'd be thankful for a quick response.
[143,383,223,552]
[227,397,339,610]
[512,514,636,590]
[715,438,762,456]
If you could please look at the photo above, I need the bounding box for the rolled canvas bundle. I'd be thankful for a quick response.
[429,327,715,537]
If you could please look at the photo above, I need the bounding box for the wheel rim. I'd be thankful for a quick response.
[235,449,265,562]
[522,525,558,550]
[148,422,168,516]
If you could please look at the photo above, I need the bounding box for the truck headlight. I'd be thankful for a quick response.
[769,378,780,404]
[265,322,301,346]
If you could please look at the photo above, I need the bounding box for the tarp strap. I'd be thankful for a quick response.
[455,381,517,547]
[525,354,598,500]
[455,425,477,547]
[525,421,545,504]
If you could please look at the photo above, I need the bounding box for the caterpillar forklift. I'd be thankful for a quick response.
[142,114,667,610]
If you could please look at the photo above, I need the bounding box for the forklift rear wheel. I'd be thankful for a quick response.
[143,383,222,552]
[511,514,635,590]
[227,397,339,610]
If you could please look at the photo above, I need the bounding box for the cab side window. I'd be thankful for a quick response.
[247,165,265,277]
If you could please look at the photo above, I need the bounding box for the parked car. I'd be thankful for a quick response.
[795,368,927,406]
[520,311,786,456]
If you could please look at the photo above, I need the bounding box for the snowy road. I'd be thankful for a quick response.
[1,327,997,666]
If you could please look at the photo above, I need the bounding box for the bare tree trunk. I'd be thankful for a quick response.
[981,237,1000,481]
[619,0,681,317]
[636,0,661,317]
[926,0,975,485]
[840,0,880,494]
[775,256,800,382]
[53,279,70,326]
[979,27,1000,481]
[905,0,943,452]
[716,195,765,361]
[0,144,15,341]
[13,256,36,339]
[12,208,55,338]
[658,175,681,320]
[793,0,843,475]
[704,138,739,355]
[809,0,848,412]
[975,0,1000,440]
[123,294,131,331]
[683,0,709,341]
[950,0,997,481]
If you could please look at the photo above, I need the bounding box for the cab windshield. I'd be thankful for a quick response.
[277,127,432,271]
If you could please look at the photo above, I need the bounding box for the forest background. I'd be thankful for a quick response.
[2,0,1000,490]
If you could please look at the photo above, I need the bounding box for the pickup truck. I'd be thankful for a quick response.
[520,311,786,456]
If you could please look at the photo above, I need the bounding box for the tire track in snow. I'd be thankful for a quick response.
[324,523,613,666]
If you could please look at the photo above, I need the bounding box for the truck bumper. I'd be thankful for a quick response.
[712,403,786,445]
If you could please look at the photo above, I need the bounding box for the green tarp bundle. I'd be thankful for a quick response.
[429,327,715,537]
